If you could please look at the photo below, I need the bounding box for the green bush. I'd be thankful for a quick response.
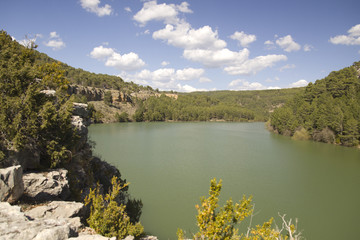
[178,178,302,240]
[84,176,144,239]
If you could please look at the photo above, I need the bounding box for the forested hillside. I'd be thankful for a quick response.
[35,45,152,92]
[133,88,303,122]
[270,62,360,147]
[0,30,77,167]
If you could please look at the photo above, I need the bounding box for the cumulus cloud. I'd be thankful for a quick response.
[289,79,308,88]
[161,61,170,66]
[276,35,301,52]
[228,79,279,91]
[133,0,192,26]
[264,40,275,50]
[121,67,207,92]
[183,48,249,68]
[329,24,360,45]
[230,31,256,47]
[80,0,112,17]
[224,54,287,75]
[134,0,287,77]
[303,44,314,52]
[44,31,65,50]
[90,45,145,71]
[279,64,296,72]
[153,22,226,50]
[199,77,212,83]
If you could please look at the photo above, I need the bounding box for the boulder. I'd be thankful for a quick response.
[25,201,85,220]
[0,165,24,203]
[40,89,56,96]
[69,234,116,240]
[22,169,70,202]
[73,103,89,119]
[25,201,85,234]
[0,202,75,240]
[72,116,89,136]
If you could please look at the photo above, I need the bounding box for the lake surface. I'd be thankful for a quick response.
[88,122,360,240]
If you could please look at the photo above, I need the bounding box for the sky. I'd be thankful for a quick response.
[1,0,360,92]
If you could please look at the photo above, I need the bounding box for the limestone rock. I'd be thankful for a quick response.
[0,165,24,203]
[25,201,85,234]
[22,169,70,202]
[25,201,85,220]
[69,234,116,240]
[73,103,89,119]
[0,202,75,240]
[40,89,56,96]
[72,116,89,136]
[140,236,159,240]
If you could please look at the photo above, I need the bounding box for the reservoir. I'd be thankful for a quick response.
[88,122,360,240]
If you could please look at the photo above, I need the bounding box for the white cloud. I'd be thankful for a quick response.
[121,67,207,92]
[90,45,145,71]
[133,0,192,26]
[153,22,226,50]
[134,0,287,77]
[329,24,360,45]
[289,79,308,88]
[279,64,296,72]
[265,76,280,83]
[199,77,212,83]
[224,54,287,75]
[176,68,204,81]
[80,0,112,17]
[124,7,132,13]
[49,31,59,38]
[303,44,314,52]
[228,79,278,91]
[161,61,170,66]
[44,32,65,50]
[276,35,301,52]
[90,45,114,59]
[183,48,249,68]
[230,31,256,47]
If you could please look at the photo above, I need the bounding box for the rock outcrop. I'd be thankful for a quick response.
[0,165,24,203]
[68,85,104,101]
[22,169,70,202]
[0,202,75,240]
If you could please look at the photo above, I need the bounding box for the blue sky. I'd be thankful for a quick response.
[1,0,360,92]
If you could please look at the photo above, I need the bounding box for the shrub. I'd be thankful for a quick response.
[178,178,303,240]
[84,176,144,239]
[292,127,310,141]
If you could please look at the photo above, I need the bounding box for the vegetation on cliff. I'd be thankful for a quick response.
[178,178,302,240]
[0,30,144,239]
[270,62,360,147]
[0,30,77,168]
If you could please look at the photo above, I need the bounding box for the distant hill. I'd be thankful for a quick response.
[2,29,305,123]
[270,61,360,147]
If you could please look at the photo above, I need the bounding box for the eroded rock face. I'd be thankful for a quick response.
[0,202,74,240]
[0,165,24,203]
[22,169,70,202]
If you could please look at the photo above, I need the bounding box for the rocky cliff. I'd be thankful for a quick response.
[0,102,155,240]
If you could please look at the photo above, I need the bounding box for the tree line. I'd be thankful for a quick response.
[270,62,360,147]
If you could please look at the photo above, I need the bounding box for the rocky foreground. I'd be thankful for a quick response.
[0,102,157,240]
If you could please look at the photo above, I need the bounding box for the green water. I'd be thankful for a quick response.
[88,122,360,240]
